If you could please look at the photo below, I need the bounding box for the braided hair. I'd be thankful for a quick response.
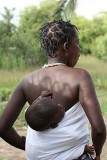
[40,20,78,57]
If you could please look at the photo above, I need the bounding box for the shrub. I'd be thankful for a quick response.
[91,34,107,61]
[0,88,12,102]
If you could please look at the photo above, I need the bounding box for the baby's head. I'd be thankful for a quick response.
[25,91,65,131]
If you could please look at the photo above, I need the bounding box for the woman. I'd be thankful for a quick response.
[0,20,106,160]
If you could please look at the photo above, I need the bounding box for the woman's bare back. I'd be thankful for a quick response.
[23,65,86,111]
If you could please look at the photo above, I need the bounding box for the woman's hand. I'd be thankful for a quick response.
[93,156,100,160]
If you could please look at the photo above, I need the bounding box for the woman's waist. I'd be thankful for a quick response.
[26,126,89,150]
[26,137,89,160]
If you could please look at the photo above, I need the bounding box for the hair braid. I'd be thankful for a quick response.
[40,20,78,57]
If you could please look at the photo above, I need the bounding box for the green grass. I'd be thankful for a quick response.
[0,55,107,117]
[0,68,35,127]
[77,55,107,88]
[77,55,107,115]
[0,68,35,89]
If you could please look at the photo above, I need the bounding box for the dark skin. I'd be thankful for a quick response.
[26,90,65,131]
[0,32,106,159]
[84,145,95,155]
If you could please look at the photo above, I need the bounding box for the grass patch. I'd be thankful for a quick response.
[0,68,36,89]
[0,55,107,119]
[76,55,107,115]
[77,55,107,89]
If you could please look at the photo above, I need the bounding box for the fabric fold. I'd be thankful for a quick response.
[26,102,90,160]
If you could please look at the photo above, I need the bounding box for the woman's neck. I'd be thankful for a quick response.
[43,62,66,68]
[48,58,66,65]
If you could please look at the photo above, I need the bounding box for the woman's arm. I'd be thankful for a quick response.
[94,156,101,160]
[79,69,106,156]
[1,127,26,150]
[0,80,26,150]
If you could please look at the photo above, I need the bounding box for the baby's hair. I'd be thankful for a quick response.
[25,97,56,131]
[40,19,78,57]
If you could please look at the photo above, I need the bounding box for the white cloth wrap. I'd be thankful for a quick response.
[25,102,90,160]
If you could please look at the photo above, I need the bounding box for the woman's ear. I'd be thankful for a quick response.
[64,42,69,51]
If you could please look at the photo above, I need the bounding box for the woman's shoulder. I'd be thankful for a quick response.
[68,67,91,78]
[18,69,41,89]
[73,68,93,85]
[75,67,92,76]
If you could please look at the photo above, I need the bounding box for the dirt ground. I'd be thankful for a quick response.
[0,116,107,160]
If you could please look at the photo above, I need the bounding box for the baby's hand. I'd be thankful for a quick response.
[41,90,52,98]
[33,91,52,104]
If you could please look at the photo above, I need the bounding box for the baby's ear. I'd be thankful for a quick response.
[51,123,58,129]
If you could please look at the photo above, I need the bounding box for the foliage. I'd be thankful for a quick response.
[52,0,77,20]
[0,7,16,34]
[91,34,107,61]
[72,14,92,54]
[0,2,107,70]
[72,12,107,60]
[0,88,12,101]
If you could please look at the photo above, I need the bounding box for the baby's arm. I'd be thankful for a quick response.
[32,90,52,104]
